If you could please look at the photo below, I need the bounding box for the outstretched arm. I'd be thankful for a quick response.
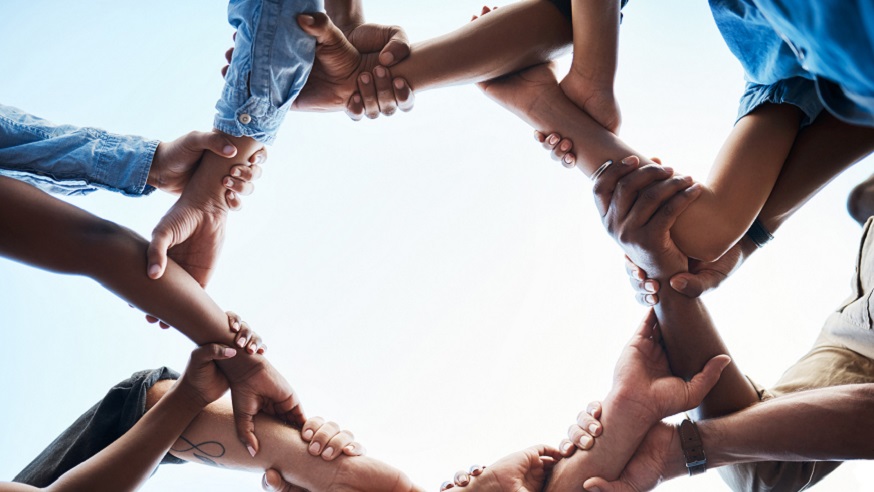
[0,176,305,454]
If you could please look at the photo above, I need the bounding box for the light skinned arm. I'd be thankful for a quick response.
[139,382,423,492]
[0,175,305,454]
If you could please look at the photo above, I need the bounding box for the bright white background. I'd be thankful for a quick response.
[1,1,872,491]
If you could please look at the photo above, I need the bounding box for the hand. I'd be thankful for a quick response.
[175,343,238,408]
[626,238,756,306]
[218,355,306,456]
[533,130,577,169]
[345,65,414,120]
[592,155,702,277]
[583,422,681,492]
[300,416,366,460]
[558,401,603,455]
[560,70,621,134]
[448,446,564,492]
[147,190,228,287]
[610,310,731,423]
[292,13,385,112]
[261,470,308,492]
[150,131,266,210]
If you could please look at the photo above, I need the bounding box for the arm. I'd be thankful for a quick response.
[0,176,304,451]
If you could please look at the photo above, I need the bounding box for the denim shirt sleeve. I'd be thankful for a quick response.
[0,104,158,197]
[215,0,324,145]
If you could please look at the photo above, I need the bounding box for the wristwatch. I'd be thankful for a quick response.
[678,417,707,476]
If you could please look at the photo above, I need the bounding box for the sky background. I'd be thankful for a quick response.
[1,0,872,491]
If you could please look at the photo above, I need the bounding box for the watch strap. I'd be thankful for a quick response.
[678,418,707,476]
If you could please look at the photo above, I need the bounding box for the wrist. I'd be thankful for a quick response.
[162,383,209,416]
[147,142,166,189]
[605,387,661,431]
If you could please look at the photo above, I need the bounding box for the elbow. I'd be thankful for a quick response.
[673,231,737,263]
[76,220,145,277]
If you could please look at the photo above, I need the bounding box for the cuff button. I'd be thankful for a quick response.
[238,113,252,124]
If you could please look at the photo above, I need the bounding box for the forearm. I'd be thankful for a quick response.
[0,176,236,347]
[691,384,874,473]
[569,0,620,84]
[391,0,571,92]
[653,287,759,419]
[759,113,874,233]
[47,387,202,492]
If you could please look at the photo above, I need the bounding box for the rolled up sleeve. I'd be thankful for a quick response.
[214,0,323,144]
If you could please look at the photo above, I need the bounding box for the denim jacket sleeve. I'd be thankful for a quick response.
[0,104,158,197]
[214,0,323,144]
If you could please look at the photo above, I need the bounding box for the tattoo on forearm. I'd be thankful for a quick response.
[172,435,227,468]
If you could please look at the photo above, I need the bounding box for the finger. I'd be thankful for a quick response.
[559,438,576,457]
[647,181,703,231]
[635,292,659,306]
[147,227,173,280]
[357,72,380,119]
[225,47,234,64]
[346,93,365,121]
[301,416,325,443]
[440,481,455,491]
[187,130,238,158]
[393,78,415,113]
[624,255,646,281]
[372,66,398,116]
[249,148,267,167]
[554,138,575,168]
[562,152,577,168]
[274,391,306,428]
[323,430,356,461]
[586,401,602,420]
[591,156,642,217]
[308,420,341,457]
[145,314,160,324]
[262,469,293,492]
[531,444,565,462]
[453,470,471,487]
[342,441,366,456]
[235,409,259,458]
[226,311,242,333]
[221,65,229,78]
[542,132,561,152]
[378,28,411,67]
[481,5,491,15]
[576,408,603,437]
[246,332,263,355]
[226,190,242,211]
[610,164,676,225]
[258,343,267,355]
[684,354,733,408]
[469,465,485,477]
[567,423,595,450]
[533,130,547,144]
[224,176,255,196]
[297,13,339,44]
[230,164,259,182]
[651,157,663,165]
[583,476,635,492]
[234,320,254,349]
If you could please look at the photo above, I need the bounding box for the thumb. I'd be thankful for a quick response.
[669,270,720,298]
[190,344,237,366]
[232,395,260,457]
[188,131,237,158]
[147,225,174,280]
[378,27,410,66]
[583,476,634,492]
[262,469,292,492]
[684,354,732,408]
[297,12,341,44]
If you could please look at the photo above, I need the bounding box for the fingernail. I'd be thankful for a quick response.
[223,347,237,357]
[148,264,161,278]
[621,156,635,165]
[324,446,334,458]
[382,52,395,65]
[644,281,656,293]
[225,177,234,187]
[227,191,236,201]
[688,183,703,193]
[393,78,404,89]
[579,434,592,448]
[353,94,361,103]
[232,168,241,177]
[232,321,240,331]
[548,135,558,145]
[222,145,235,156]
[344,443,356,453]
[645,294,655,305]
[560,441,572,453]
[589,423,600,434]
[564,154,574,164]
[560,141,571,151]
[360,73,371,84]
[300,14,315,26]
[589,487,602,492]
[662,166,674,174]
[673,278,688,289]
[237,337,247,347]
[255,154,265,165]
[374,66,386,78]
[309,442,321,454]
[248,445,256,457]
[302,429,314,440]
